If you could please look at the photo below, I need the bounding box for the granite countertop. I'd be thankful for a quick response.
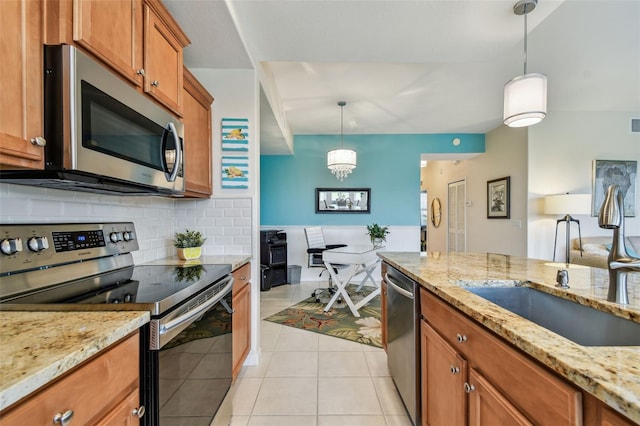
[143,255,251,271]
[0,311,149,412]
[378,251,640,424]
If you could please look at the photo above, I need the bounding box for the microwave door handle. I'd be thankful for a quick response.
[162,122,182,182]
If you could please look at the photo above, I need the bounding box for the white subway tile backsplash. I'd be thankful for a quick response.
[1,183,254,260]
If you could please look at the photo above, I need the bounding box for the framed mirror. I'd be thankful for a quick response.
[430,197,442,227]
[315,188,371,213]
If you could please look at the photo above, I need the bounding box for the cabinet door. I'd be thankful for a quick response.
[74,0,144,87]
[95,388,141,426]
[421,321,467,426]
[0,333,139,425]
[232,281,251,380]
[467,367,533,426]
[143,3,184,116]
[0,0,45,169]
[182,68,213,197]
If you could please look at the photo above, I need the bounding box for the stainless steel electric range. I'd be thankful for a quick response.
[0,222,233,425]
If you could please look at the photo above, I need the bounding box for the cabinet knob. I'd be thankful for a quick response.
[463,383,476,393]
[132,405,146,418]
[240,276,246,280]
[136,68,146,77]
[450,365,460,375]
[30,136,46,147]
[53,409,74,425]
[456,333,468,343]
[151,80,160,87]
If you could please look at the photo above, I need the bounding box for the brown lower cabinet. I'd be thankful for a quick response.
[0,332,142,425]
[419,288,638,426]
[232,262,252,380]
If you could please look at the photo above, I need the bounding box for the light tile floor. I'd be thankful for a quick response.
[212,281,412,426]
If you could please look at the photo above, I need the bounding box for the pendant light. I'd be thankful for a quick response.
[503,0,547,128]
[327,101,357,181]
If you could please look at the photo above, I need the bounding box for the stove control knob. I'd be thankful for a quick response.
[1,238,23,255]
[123,231,135,242]
[110,232,123,243]
[27,236,49,252]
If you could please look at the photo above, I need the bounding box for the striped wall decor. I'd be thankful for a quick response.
[221,118,249,151]
[222,156,249,189]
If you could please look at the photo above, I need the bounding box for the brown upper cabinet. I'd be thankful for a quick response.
[45,0,190,116]
[0,0,46,170]
[182,68,214,197]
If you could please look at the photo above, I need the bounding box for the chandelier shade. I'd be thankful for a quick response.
[503,0,547,128]
[504,73,547,127]
[327,101,356,181]
[327,149,357,181]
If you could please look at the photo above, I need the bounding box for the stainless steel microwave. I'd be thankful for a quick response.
[0,45,184,196]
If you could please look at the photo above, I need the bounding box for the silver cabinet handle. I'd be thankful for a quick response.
[53,410,74,425]
[30,136,46,146]
[464,383,476,393]
[136,69,146,76]
[456,333,468,343]
[151,80,159,87]
[450,365,460,375]
[132,405,146,418]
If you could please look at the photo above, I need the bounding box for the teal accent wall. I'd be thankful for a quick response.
[260,134,484,226]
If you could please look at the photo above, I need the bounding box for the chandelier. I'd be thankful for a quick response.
[327,101,357,181]
[503,0,547,127]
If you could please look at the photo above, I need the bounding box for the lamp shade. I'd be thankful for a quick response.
[544,194,591,215]
[503,73,547,127]
[327,149,357,181]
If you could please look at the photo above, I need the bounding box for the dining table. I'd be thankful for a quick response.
[321,244,382,317]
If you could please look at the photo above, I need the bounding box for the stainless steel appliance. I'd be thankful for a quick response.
[385,265,420,425]
[0,45,184,196]
[0,223,232,425]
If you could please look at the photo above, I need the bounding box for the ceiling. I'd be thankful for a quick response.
[164,0,640,155]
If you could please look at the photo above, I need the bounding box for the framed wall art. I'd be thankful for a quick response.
[221,118,249,152]
[487,176,510,219]
[592,160,637,217]
[222,156,249,189]
[315,188,370,213]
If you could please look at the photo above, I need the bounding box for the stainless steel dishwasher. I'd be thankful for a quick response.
[385,265,420,425]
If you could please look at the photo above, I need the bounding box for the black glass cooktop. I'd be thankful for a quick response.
[2,263,232,316]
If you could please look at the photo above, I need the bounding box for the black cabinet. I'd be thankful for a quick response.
[260,230,287,288]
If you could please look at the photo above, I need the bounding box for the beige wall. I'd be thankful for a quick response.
[421,126,528,256]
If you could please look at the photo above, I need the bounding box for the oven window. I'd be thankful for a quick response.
[80,80,181,173]
[157,290,232,423]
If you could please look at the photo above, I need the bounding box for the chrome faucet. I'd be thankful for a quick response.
[598,184,640,304]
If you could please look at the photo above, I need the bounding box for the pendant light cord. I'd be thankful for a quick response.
[523,2,528,75]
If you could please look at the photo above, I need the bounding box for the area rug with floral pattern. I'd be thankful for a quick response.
[264,284,382,348]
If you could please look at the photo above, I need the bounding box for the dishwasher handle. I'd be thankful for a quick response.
[385,273,415,299]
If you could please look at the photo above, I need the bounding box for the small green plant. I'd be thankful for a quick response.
[172,229,206,248]
[366,223,390,241]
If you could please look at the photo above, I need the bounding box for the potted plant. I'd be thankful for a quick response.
[366,223,390,248]
[173,229,206,260]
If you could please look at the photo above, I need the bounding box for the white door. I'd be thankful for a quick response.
[448,180,466,252]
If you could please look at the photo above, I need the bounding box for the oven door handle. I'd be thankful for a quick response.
[159,276,234,335]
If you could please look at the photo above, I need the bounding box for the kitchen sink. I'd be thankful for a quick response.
[466,287,640,346]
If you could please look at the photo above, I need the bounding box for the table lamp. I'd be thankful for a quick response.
[544,193,592,263]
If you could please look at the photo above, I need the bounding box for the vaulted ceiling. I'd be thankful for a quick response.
[164,0,640,154]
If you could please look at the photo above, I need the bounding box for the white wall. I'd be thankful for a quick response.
[191,68,262,366]
[266,225,419,283]
[527,111,640,261]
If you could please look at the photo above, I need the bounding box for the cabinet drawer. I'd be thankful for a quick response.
[421,289,582,425]
[1,332,140,425]
[233,262,251,292]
